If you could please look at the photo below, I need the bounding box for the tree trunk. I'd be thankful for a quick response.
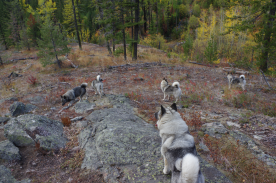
[75,0,82,39]
[143,0,147,34]
[156,1,158,33]
[0,24,8,50]
[72,0,82,49]
[121,7,126,61]
[50,30,61,68]
[133,0,139,61]
[260,0,276,72]
[0,56,3,65]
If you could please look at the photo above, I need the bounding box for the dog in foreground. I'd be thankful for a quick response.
[227,73,246,91]
[155,103,205,183]
[91,75,104,97]
[61,83,87,106]
[161,78,182,103]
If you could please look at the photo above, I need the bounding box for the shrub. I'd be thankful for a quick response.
[204,37,218,63]
[27,75,37,86]
[113,46,124,57]
[140,33,167,50]
[188,15,199,29]
[193,4,201,17]
[61,116,71,127]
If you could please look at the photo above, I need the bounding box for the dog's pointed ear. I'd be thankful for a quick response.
[161,105,166,116]
[171,103,177,111]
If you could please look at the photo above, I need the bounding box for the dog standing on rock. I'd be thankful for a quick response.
[155,103,205,183]
[91,75,104,97]
[161,78,182,103]
[61,83,87,106]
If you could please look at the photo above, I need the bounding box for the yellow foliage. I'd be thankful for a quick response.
[140,33,167,50]
[268,67,275,72]
[37,0,57,21]
[213,59,220,64]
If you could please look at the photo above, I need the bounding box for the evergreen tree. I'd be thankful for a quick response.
[37,18,70,68]
[0,0,11,50]
[227,0,276,72]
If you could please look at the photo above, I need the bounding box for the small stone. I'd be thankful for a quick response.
[226,121,241,128]
[253,135,263,140]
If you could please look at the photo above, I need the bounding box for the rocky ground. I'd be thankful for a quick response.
[0,43,275,182]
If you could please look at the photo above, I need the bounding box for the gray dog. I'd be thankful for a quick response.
[155,103,205,183]
[61,83,87,106]
[91,75,104,97]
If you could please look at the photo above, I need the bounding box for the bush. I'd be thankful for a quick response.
[27,75,37,86]
[188,15,199,29]
[113,46,124,57]
[204,37,218,63]
[140,33,167,50]
[193,4,201,17]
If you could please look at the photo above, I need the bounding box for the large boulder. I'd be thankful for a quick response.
[79,95,232,182]
[4,114,67,150]
[201,122,228,138]
[0,117,10,125]
[74,100,95,114]
[9,102,36,117]
[0,140,21,160]
[0,165,31,183]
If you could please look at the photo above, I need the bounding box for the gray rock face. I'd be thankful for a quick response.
[0,117,10,124]
[4,114,66,150]
[79,95,231,183]
[202,122,228,138]
[0,165,31,183]
[26,96,45,105]
[74,100,95,114]
[229,130,276,167]
[9,102,36,117]
[0,140,21,160]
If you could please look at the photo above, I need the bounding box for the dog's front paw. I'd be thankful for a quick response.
[163,167,170,174]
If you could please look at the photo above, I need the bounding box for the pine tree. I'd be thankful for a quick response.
[0,0,11,50]
[37,18,70,68]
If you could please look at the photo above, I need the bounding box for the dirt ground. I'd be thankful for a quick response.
[0,43,275,182]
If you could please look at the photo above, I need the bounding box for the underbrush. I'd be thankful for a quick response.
[203,135,276,182]
[222,89,276,117]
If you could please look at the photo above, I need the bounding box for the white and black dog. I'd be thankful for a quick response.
[61,83,87,106]
[161,78,182,103]
[227,73,246,90]
[91,75,104,97]
[155,103,205,183]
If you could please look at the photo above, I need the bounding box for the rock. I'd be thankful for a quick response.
[0,117,10,124]
[226,121,241,128]
[26,96,45,105]
[253,135,263,140]
[74,100,95,114]
[79,95,231,182]
[201,122,228,138]
[199,142,209,152]
[4,114,67,150]
[71,116,83,122]
[75,121,88,128]
[9,102,36,117]
[0,140,21,160]
[0,165,31,183]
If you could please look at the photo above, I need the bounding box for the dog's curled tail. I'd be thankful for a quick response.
[180,153,200,183]
[81,83,88,88]
[172,81,180,88]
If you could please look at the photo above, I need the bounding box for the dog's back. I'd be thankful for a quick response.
[156,104,204,183]
[73,83,87,98]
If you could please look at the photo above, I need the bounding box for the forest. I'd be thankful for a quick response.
[0,0,275,73]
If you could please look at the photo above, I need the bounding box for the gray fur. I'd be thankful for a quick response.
[91,75,104,97]
[227,73,246,90]
[156,104,205,183]
[61,83,87,106]
[161,78,182,103]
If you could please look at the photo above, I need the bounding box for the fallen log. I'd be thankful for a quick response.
[108,62,163,69]
[222,67,250,75]
[7,57,37,62]
[188,61,218,68]
[260,70,273,90]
